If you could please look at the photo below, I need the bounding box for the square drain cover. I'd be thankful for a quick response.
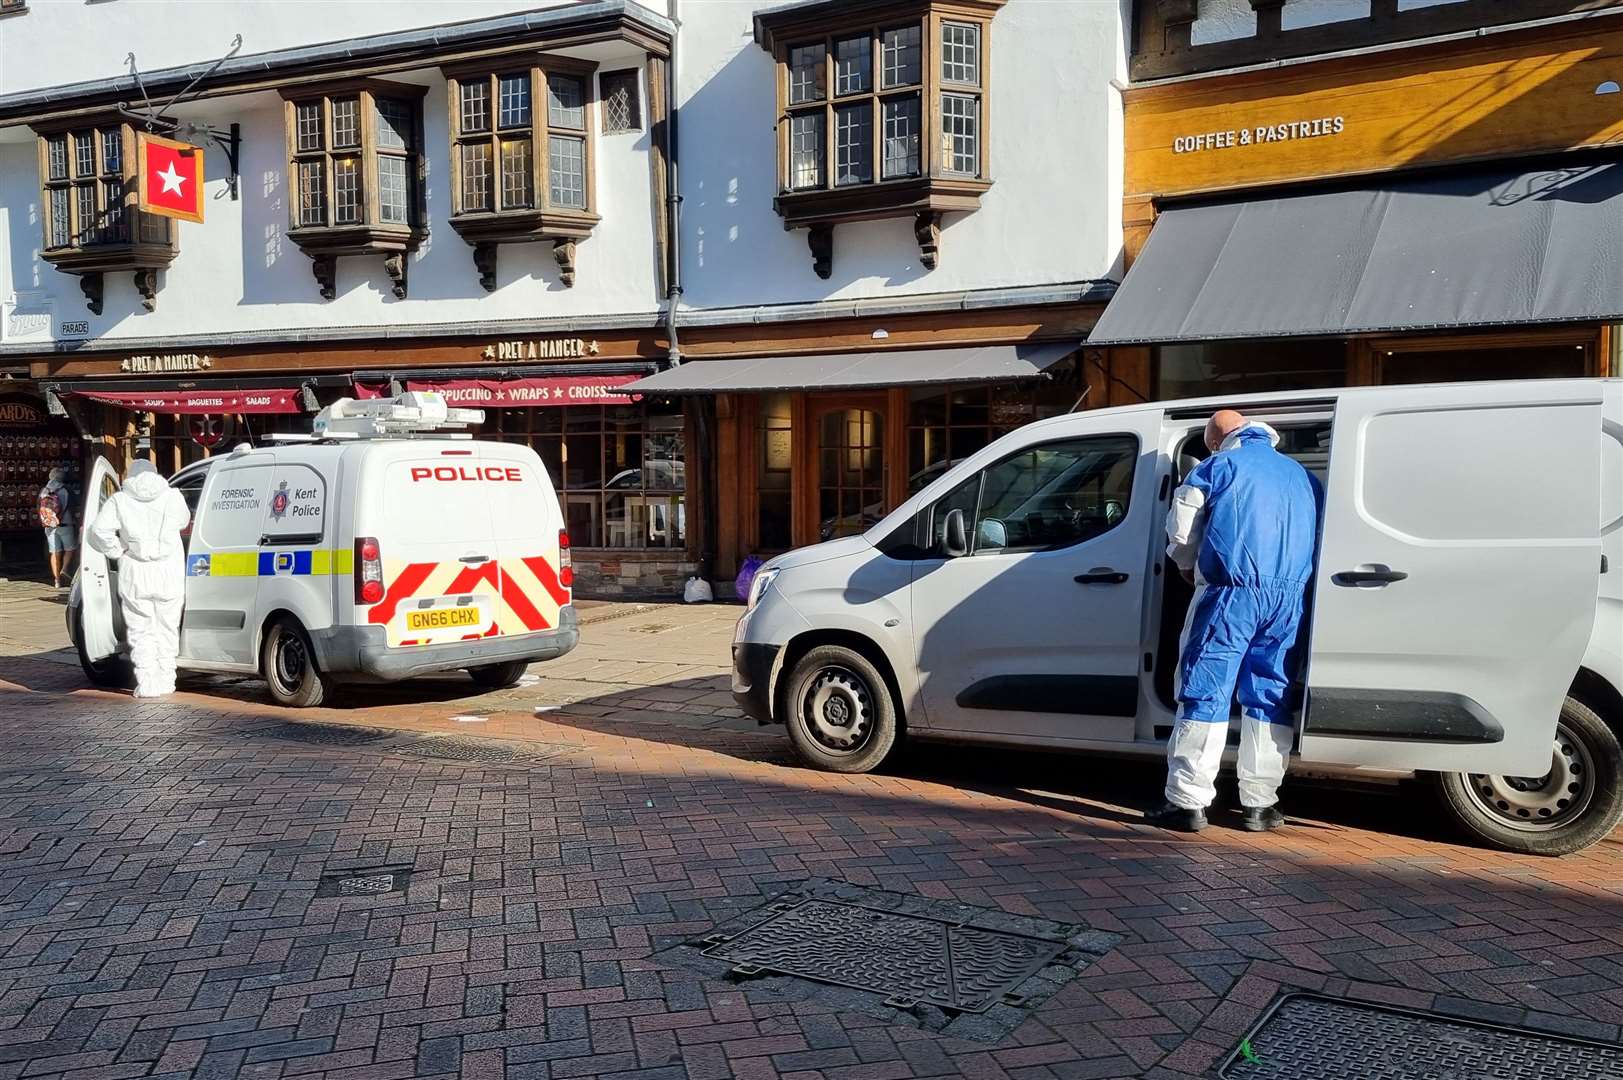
[1222,994,1623,1079]
[315,867,412,898]
[705,898,1065,1012]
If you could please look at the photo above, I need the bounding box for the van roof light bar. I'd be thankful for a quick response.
[305,392,486,439]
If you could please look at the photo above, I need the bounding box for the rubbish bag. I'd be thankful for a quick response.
[735,556,764,602]
[683,576,713,604]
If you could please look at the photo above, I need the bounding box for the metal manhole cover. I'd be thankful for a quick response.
[315,867,412,898]
[258,723,396,747]
[1221,994,1623,1079]
[387,737,578,767]
[703,898,1067,1013]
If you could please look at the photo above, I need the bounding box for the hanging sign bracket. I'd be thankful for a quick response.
[118,35,244,199]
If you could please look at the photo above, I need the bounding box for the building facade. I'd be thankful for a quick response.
[0,0,1136,592]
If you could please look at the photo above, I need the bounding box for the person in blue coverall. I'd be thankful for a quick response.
[1146,409,1323,834]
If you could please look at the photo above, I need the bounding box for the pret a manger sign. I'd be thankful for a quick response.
[137,133,205,224]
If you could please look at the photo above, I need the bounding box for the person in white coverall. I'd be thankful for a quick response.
[1145,410,1323,834]
[87,459,191,698]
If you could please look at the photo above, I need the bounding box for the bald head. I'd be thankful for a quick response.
[1204,409,1247,452]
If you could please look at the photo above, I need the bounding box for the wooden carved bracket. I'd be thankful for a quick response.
[132,269,158,312]
[914,211,942,270]
[383,253,407,300]
[310,254,337,301]
[553,239,578,287]
[473,243,499,293]
[78,273,104,316]
[807,224,834,279]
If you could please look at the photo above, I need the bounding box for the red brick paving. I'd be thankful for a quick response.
[2,654,1623,1078]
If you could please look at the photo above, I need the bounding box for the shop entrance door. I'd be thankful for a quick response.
[809,395,888,545]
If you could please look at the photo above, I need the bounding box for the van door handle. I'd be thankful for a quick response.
[1075,570,1129,585]
[459,555,491,565]
[1332,569,1408,586]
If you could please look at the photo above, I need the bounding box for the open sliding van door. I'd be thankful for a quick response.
[78,456,122,663]
[1301,381,1603,776]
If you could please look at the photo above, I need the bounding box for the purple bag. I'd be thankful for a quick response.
[735,556,764,602]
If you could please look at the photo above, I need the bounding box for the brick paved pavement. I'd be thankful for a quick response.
[3,599,1623,1078]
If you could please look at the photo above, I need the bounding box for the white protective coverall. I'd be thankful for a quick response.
[87,460,191,697]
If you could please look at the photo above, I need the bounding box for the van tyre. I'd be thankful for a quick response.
[469,660,530,690]
[1435,695,1623,856]
[262,618,334,708]
[782,645,899,774]
[71,608,133,690]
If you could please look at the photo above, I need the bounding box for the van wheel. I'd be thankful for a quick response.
[1435,696,1623,856]
[262,619,334,708]
[782,645,899,774]
[469,660,530,690]
[71,608,133,689]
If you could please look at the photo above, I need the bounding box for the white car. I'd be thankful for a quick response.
[69,394,578,706]
[734,379,1623,856]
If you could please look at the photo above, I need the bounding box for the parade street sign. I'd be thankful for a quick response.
[137,133,206,223]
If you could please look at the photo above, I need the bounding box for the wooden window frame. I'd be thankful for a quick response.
[279,79,428,301]
[442,55,602,292]
[31,116,177,316]
[757,0,1005,278]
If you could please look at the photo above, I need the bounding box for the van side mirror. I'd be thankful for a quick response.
[942,508,969,557]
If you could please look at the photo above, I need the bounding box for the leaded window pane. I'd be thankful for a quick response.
[460,142,492,211]
[499,74,531,129]
[75,184,97,243]
[460,80,491,133]
[835,35,871,95]
[101,179,126,242]
[139,213,168,244]
[941,92,979,176]
[295,102,322,151]
[881,26,921,88]
[882,94,921,179]
[834,102,872,186]
[332,157,361,224]
[298,159,326,226]
[99,130,121,175]
[378,155,409,224]
[499,136,533,209]
[48,187,70,247]
[600,69,640,134]
[73,132,94,178]
[375,98,412,150]
[46,135,67,181]
[548,134,585,209]
[941,22,980,85]
[547,75,585,129]
[788,43,826,105]
[789,111,824,190]
[331,97,360,148]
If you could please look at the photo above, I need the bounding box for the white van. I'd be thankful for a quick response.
[69,394,578,706]
[732,379,1623,856]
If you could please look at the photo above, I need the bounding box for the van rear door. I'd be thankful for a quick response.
[78,456,121,663]
[482,443,571,638]
[366,447,500,648]
[1301,381,1603,775]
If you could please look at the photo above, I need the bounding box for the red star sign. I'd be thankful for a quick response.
[137,133,205,224]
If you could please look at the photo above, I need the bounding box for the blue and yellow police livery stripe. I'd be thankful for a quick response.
[187,550,355,578]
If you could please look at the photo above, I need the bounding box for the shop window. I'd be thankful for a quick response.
[817,408,884,542]
[1376,343,1591,385]
[1155,340,1345,401]
[280,81,427,301]
[484,401,685,550]
[906,359,1079,493]
[755,0,1005,277]
[757,393,794,551]
[443,58,600,291]
[31,119,176,315]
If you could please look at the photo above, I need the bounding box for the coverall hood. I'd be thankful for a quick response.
[1218,421,1281,452]
[123,467,170,502]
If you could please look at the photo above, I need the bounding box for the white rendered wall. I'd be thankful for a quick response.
[1282,0,1370,31]
[1397,0,1469,9]
[1189,0,1256,46]
[675,0,1124,310]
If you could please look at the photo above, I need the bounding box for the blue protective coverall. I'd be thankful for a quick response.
[1163,422,1323,810]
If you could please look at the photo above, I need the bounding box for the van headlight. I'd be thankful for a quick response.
[746,567,781,611]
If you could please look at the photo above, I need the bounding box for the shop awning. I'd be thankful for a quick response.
[353,373,644,407]
[622,341,1078,395]
[70,388,306,414]
[1088,159,1623,345]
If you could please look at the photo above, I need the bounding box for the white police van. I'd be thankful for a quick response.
[733,379,1623,856]
[70,393,578,706]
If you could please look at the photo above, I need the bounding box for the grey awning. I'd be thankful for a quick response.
[623,341,1078,395]
[1088,159,1623,345]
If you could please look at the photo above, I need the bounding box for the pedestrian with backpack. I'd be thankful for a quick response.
[37,466,77,589]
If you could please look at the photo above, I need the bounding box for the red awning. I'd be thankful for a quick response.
[73,388,305,415]
[354,375,643,408]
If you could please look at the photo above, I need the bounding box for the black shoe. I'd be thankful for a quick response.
[1144,801,1207,833]
[1241,805,1285,832]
